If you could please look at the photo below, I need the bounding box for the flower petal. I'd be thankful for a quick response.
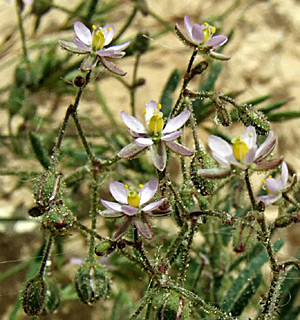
[162,110,190,134]
[109,181,128,204]
[255,157,283,171]
[257,194,281,206]
[118,141,146,159]
[192,23,204,43]
[121,111,148,134]
[255,131,276,163]
[244,146,257,164]
[73,37,91,51]
[101,199,122,211]
[100,209,124,218]
[112,216,132,240]
[74,21,92,46]
[108,41,131,52]
[145,100,158,124]
[100,57,127,76]
[134,214,153,239]
[266,178,281,194]
[136,137,153,147]
[161,130,182,141]
[121,205,138,216]
[165,141,193,156]
[206,35,227,47]
[143,199,165,212]
[208,135,232,159]
[209,51,231,60]
[184,15,193,40]
[58,40,89,54]
[80,54,99,71]
[242,126,257,149]
[150,142,167,171]
[103,24,115,46]
[197,167,232,179]
[279,161,288,189]
[139,178,158,205]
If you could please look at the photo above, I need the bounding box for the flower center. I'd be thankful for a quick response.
[202,22,216,44]
[124,185,140,207]
[92,25,105,51]
[232,137,249,161]
[148,104,164,135]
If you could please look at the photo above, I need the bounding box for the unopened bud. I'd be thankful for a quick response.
[95,240,116,256]
[190,61,208,78]
[156,292,191,320]
[75,260,111,305]
[42,203,74,236]
[34,172,65,208]
[22,275,47,316]
[74,75,85,87]
[237,104,270,135]
[274,213,300,228]
[190,150,216,196]
[44,279,60,314]
[216,105,232,127]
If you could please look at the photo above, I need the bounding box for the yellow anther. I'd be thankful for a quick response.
[211,26,216,34]
[124,184,129,189]
[262,179,266,184]
[139,184,144,189]
[268,175,272,178]
[248,132,253,137]
[203,22,208,27]
[143,109,146,114]
[157,103,162,110]
[107,27,112,31]
[92,25,97,30]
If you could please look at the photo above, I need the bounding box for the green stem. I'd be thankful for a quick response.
[74,221,104,241]
[15,2,29,60]
[38,235,54,277]
[244,168,257,210]
[178,220,196,286]
[71,111,96,163]
[130,53,141,117]
[171,47,198,117]
[88,176,99,259]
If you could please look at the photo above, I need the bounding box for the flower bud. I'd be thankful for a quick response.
[274,214,300,228]
[42,203,74,236]
[95,240,116,256]
[44,279,60,314]
[74,75,85,87]
[22,275,47,316]
[34,171,65,208]
[132,32,150,54]
[28,205,46,217]
[75,260,111,305]
[232,223,255,253]
[190,150,216,196]
[190,61,208,78]
[156,292,191,320]
[216,105,232,127]
[237,104,270,135]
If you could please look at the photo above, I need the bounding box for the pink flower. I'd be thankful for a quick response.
[100,178,168,240]
[175,15,230,60]
[257,162,295,206]
[118,100,193,171]
[59,21,130,74]
[198,126,282,179]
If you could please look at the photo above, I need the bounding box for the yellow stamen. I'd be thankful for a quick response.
[107,27,112,31]
[124,184,129,189]
[139,184,144,189]
[143,109,146,114]
[248,132,253,137]
[127,187,140,207]
[232,137,249,162]
[92,25,97,30]
[92,27,105,51]
[157,103,162,110]
[148,108,164,135]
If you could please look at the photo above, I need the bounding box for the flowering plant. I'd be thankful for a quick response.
[59,21,130,73]
[118,100,193,170]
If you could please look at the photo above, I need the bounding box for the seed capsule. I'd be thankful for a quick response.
[44,279,60,314]
[75,259,111,305]
[237,104,270,135]
[156,292,190,320]
[22,275,47,316]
